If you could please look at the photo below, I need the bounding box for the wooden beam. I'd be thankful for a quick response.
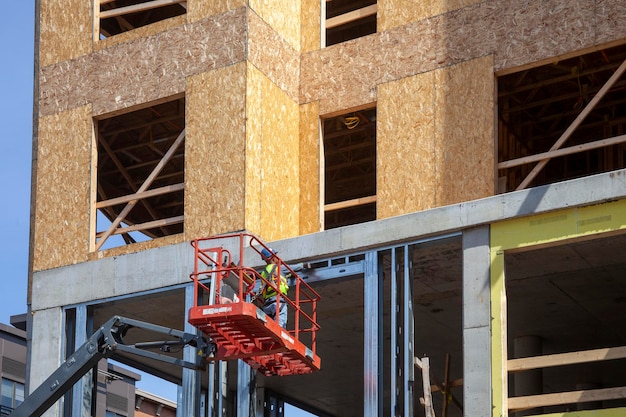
[97,215,184,236]
[96,183,184,208]
[498,134,626,169]
[326,4,377,29]
[508,386,626,412]
[325,195,376,211]
[99,0,185,19]
[414,357,436,417]
[516,58,626,190]
[507,345,626,372]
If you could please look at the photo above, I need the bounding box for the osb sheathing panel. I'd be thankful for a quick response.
[378,0,481,32]
[95,15,187,52]
[33,105,92,271]
[39,0,92,67]
[377,72,436,218]
[596,0,626,46]
[185,63,247,239]
[245,63,264,236]
[377,56,493,218]
[249,0,300,51]
[492,0,596,72]
[299,101,321,234]
[248,11,300,102]
[301,0,321,53]
[246,65,300,242]
[39,8,247,118]
[301,0,626,115]
[188,0,246,22]
[434,56,494,206]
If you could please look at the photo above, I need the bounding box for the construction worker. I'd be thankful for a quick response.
[258,248,309,328]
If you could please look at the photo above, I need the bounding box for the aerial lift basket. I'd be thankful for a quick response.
[187,233,321,376]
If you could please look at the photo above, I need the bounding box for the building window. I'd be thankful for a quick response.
[497,43,626,192]
[1,379,24,414]
[93,96,185,251]
[105,411,126,417]
[325,0,377,46]
[323,108,376,229]
[96,0,187,40]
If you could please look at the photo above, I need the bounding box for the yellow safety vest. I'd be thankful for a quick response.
[261,264,289,299]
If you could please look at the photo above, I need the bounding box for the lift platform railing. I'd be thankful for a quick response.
[189,233,321,352]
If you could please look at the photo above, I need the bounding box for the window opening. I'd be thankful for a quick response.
[96,0,187,40]
[322,108,376,229]
[325,0,377,47]
[504,233,626,414]
[497,44,626,192]
[94,97,185,251]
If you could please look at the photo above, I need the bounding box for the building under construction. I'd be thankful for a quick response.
[27,0,626,416]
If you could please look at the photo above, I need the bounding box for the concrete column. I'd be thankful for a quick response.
[29,307,63,417]
[513,335,543,416]
[462,226,492,417]
[237,360,252,417]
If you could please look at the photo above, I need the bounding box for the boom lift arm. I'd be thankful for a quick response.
[10,316,210,417]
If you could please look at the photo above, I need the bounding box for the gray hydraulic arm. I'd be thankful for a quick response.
[10,316,209,417]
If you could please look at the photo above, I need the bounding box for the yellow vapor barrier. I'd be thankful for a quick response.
[489,198,626,417]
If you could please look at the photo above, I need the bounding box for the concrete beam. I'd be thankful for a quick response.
[32,169,626,312]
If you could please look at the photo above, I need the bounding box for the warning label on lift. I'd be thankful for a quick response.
[203,306,233,315]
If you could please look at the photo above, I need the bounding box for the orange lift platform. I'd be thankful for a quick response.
[187,233,321,376]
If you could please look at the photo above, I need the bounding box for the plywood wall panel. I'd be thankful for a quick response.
[377,72,437,219]
[493,0,596,72]
[434,56,494,206]
[301,18,438,115]
[249,0,300,51]
[245,63,264,236]
[246,66,301,242]
[248,11,300,102]
[301,0,321,53]
[185,64,247,238]
[39,0,92,67]
[299,101,321,234]
[39,9,248,118]
[188,0,246,22]
[595,0,626,47]
[302,0,623,115]
[33,105,92,271]
[379,0,482,31]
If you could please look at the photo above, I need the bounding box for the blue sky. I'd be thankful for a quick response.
[0,1,177,403]
[0,3,33,325]
[0,4,312,414]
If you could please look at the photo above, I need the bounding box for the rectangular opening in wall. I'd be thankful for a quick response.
[504,232,626,414]
[94,96,185,251]
[497,43,626,192]
[325,0,376,47]
[97,0,187,40]
[322,108,376,229]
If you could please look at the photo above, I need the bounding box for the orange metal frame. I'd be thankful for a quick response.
[187,233,321,376]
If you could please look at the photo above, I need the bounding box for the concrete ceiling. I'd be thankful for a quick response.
[91,230,626,417]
